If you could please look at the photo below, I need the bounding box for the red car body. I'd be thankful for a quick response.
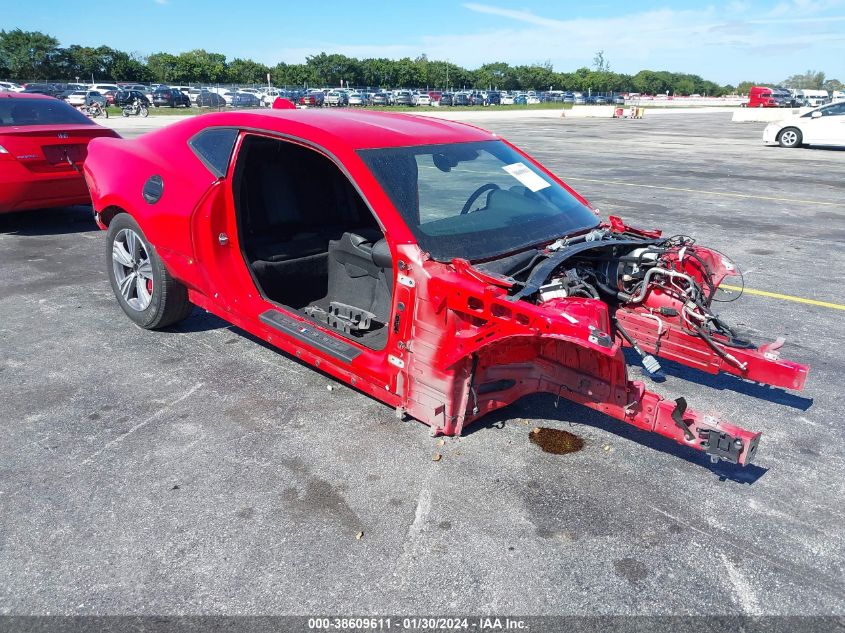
[83,109,808,467]
[298,92,325,107]
[0,92,119,213]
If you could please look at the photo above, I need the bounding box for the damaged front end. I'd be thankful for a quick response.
[401,218,807,467]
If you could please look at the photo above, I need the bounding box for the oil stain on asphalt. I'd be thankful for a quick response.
[529,427,584,455]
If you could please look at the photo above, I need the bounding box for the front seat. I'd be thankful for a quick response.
[326,232,393,324]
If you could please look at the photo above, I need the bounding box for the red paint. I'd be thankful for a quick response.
[272,98,296,110]
[0,92,119,214]
[747,86,777,108]
[83,109,809,467]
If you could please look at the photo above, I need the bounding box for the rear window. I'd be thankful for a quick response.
[0,98,93,126]
[189,128,238,177]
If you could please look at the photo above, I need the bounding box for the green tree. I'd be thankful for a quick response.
[674,77,696,95]
[227,58,270,85]
[513,62,555,90]
[175,50,227,83]
[272,62,317,87]
[474,62,516,90]
[592,50,610,72]
[146,52,179,83]
[428,61,471,90]
[632,70,673,95]
[0,31,761,97]
[0,29,61,80]
[782,70,825,89]
[359,57,393,87]
[822,78,843,92]
[414,54,431,89]
[305,52,360,86]
[111,53,150,82]
[392,57,422,87]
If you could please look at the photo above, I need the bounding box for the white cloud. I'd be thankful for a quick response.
[461,3,568,27]
[264,2,845,82]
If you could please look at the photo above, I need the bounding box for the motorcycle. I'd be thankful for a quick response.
[81,101,108,119]
[122,99,149,118]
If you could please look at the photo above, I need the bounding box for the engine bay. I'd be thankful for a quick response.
[471,216,805,391]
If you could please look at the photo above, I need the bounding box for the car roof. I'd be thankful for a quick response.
[0,91,54,101]
[162,109,495,149]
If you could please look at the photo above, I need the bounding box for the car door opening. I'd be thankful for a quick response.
[233,134,392,350]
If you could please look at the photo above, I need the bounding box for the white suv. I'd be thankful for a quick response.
[89,83,120,94]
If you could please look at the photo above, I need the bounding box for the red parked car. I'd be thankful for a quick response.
[82,109,808,467]
[0,92,119,214]
[298,91,325,107]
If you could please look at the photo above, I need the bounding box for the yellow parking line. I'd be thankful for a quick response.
[565,177,845,207]
[720,284,845,311]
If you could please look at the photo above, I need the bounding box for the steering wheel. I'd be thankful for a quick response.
[460,183,500,215]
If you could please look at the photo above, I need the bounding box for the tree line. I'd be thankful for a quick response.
[1,29,841,95]
[737,72,843,94]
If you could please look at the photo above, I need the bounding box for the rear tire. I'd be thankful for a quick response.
[778,127,802,148]
[106,214,193,329]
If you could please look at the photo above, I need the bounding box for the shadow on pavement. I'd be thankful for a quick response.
[469,393,769,484]
[0,205,98,236]
[158,308,778,484]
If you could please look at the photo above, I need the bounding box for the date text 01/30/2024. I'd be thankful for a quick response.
[308,617,528,630]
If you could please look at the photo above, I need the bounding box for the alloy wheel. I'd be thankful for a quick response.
[780,130,798,146]
[112,228,154,311]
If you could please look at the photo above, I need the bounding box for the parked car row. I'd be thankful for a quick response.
[284,87,629,108]
[3,80,635,111]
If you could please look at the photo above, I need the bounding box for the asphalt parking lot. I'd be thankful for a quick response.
[1,111,843,616]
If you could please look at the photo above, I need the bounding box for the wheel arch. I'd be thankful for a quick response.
[96,204,128,230]
[777,125,803,147]
[102,205,197,292]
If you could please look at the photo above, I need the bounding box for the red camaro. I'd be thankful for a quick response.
[83,109,808,467]
[0,92,119,214]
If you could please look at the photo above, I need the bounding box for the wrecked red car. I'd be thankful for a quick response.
[83,109,808,466]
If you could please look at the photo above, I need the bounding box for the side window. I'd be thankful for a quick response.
[189,128,238,177]
[827,103,845,116]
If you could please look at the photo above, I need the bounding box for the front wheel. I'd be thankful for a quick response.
[778,127,802,148]
[106,214,193,329]
[140,106,149,117]
[103,107,109,119]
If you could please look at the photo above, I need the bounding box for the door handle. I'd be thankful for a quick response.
[218,232,229,246]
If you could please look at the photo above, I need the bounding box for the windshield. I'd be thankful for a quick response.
[0,98,93,126]
[358,140,599,262]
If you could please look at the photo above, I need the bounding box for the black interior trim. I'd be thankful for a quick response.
[260,309,362,362]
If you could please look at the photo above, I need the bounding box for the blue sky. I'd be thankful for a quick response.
[5,0,845,83]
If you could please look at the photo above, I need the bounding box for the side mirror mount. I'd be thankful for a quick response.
[811,110,823,119]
